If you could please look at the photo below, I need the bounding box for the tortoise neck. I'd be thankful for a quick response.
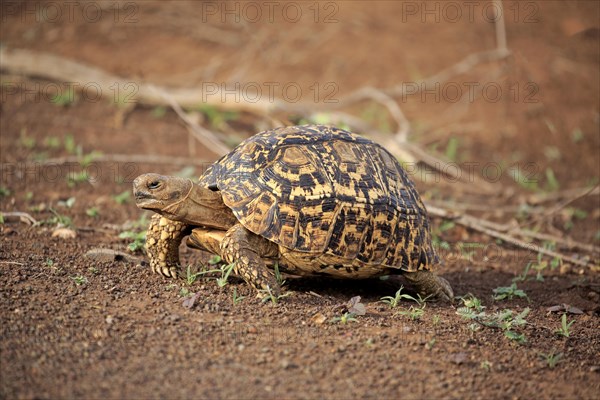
[168,182,237,230]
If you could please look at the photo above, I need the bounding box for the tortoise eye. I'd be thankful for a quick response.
[148,180,161,190]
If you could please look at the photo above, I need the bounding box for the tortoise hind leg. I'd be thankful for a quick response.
[404,270,454,302]
[220,224,280,295]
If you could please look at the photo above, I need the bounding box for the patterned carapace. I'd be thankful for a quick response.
[198,125,438,278]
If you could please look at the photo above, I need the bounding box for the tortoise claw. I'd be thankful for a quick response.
[404,270,454,303]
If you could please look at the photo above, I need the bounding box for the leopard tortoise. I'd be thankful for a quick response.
[133,125,453,301]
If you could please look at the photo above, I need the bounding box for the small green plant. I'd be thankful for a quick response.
[0,186,10,197]
[425,338,436,350]
[185,265,200,285]
[113,190,131,205]
[179,287,191,297]
[519,245,560,282]
[444,137,460,161]
[119,230,146,252]
[88,266,100,275]
[571,128,584,143]
[431,220,454,250]
[45,208,73,227]
[216,263,235,288]
[493,283,529,301]
[86,207,100,218]
[51,87,76,107]
[57,197,76,208]
[458,294,485,313]
[457,296,529,345]
[397,304,426,321]
[331,312,358,324]
[539,351,563,369]
[198,105,239,129]
[208,255,222,265]
[66,171,89,187]
[380,285,419,308]
[71,275,87,285]
[480,360,492,371]
[504,330,527,344]
[19,129,36,149]
[259,285,290,304]
[63,134,82,155]
[432,314,441,326]
[544,167,560,191]
[273,263,286,286]
[555,313,575,338]
[151,106,167,118]
[232,288,246,305]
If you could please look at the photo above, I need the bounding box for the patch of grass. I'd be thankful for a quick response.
[480,360,492,371]
[113,190,131,205]
[259,285,291,304]
[544,167,560,191]
[216,263,235,288]
[71,275,87,285]
[539,350,563,369]
[66,171,90,188]
[0,186,11,197]
[457,302,530,345]
[19,129,36,149]
[331,312,358,324]
[397,304,426,321]
[432,220,454,251]
[179,287,191,297]
[151,106,167,118]
[458,294,485,313]
[571,128,584,143]
[444,137,460,161]
[360,102,391,133]
[555,313,575,338]
[44,208,73,227]
[57,197,76,209]
[493,283,529,301]
[51,87,77,107]
[516,246,561,282]
[119,230,146,252]
[432,314,441,326]
[198,105,239,130]
[232,288,246,305]
[274,263,286,286]
[380,285,419,309]
[86,207,100,218]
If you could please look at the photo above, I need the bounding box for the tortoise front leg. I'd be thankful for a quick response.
[220,224,280,295]
[145,214,191,278]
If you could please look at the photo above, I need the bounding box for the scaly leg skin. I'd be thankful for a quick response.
[145,214,191,278]
[220,224,280,296]
[404,269,454,302]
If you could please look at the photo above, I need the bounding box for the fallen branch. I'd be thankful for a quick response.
[1,211,37,225]
[426,204,595,268]
[12,154,209,167]
[148,84,231,156]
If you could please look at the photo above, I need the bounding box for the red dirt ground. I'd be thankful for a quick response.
[1,1,599,399]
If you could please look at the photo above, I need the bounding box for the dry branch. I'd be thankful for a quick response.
[426,204,596,269]
[13,154,209,167]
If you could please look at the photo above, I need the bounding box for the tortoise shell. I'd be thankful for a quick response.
[198,125,438,273]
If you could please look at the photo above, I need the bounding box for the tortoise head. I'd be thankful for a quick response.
[133,173,237,229]
[133,173,193,220]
